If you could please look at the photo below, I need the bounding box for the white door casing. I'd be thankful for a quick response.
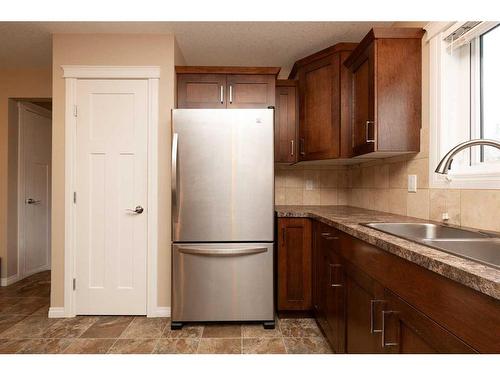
[57,66,160,318]
[18,102,52,279]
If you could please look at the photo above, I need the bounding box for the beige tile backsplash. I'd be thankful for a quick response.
[275,166,345,206]
[275,158,500,233]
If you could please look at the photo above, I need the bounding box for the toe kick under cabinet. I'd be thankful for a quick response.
[277,218,500,353]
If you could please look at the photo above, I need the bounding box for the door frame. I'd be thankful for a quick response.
[17,101,52,281]
[59,65,160,318]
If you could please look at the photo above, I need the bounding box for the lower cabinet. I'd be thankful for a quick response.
[277,218,312,311]
[381,289,476,353]
[344,262,386,353]
[312,221,346,353]
[279,216,497,353]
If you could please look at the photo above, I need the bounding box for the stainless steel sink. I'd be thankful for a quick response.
[362,222,500,269]
[363,222,489,240]
[422,239,500,269]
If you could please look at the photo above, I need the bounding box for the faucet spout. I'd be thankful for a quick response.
[435,139,500,174]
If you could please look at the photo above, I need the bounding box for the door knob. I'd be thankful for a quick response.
[26,198,41,204]
[126,205,144,214]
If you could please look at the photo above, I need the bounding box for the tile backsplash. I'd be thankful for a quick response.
[275,158,500,233]
[275,165,350,206]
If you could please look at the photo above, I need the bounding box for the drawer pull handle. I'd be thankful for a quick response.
[329,264,343,287]
[321,232,339,240]
[381,310,400,348]
[370,299,385,334]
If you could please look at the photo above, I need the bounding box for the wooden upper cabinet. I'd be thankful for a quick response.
[300,55,338,160]
[275,80,298,163]
[176,66,279,109]
[289,43,357,161]
[226,74,275,108]
[350,45,375,155]
[344,28,425,157]
[177,74,226,108]
[277,218,312,311]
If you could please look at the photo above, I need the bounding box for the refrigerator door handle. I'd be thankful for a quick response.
[178,246,268,256]
[172,133,179,222]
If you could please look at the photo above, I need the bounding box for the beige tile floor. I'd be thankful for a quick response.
[0,271,332,354]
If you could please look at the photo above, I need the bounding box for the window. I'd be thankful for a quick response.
[480,25,500,163]
[427,21,500,189]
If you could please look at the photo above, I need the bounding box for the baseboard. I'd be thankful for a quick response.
[0,273,20,287]
[148,306,171,318]
[48,307,67,318]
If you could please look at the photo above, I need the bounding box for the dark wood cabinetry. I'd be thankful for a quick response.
[312,221,346,353]
[344,263,386,353]
[279,216,499,353]
[289,43,357,160]
[226,74,275,108]
[344,28,425,157]
[382,289,476,353]
[176,66,279,109]
[177,73,227,109]
[277,218,312,311]
[275,80,298,163]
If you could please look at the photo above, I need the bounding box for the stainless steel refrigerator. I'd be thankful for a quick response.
[171,109,275,329]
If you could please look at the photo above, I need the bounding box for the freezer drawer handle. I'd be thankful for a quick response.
[178,246,268,257]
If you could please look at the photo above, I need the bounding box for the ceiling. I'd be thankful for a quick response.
[0,22,394,77]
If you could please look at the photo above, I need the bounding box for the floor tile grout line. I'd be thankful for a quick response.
[117,316,137,339]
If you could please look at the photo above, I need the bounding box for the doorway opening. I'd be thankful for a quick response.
[1,98,52,296]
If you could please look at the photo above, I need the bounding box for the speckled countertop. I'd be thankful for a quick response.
[276,205,500,300]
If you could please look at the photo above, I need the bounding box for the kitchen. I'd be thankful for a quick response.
[0,2,499,370]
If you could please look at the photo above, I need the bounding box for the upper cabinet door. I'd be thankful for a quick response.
[177,74,227,108]
[226,74,275,109]
[350,44,375,156]
[275,81,298,163]
[345,28,424,157]
[298,55,340,160]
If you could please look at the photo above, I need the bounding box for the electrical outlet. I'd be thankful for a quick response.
[305,180,314,191]
[408,175,417,193]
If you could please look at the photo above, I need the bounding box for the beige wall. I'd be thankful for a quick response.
[51,34,179,309]
[275,24,500,234]
[0,68,52,280]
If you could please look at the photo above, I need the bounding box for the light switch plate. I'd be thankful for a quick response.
[408,175,417,193]
[305,180,314,191]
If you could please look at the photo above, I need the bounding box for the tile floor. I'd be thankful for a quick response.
[0,271,332,354]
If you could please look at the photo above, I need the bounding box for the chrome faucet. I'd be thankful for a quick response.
[435,139,500,174]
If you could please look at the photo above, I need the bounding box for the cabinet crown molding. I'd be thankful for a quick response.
[175,66,281,75]
[344,27,425,68]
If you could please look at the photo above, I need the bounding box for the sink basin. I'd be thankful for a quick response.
[423,239,500,270]
[363,222,489,240]
[362,222,500,269]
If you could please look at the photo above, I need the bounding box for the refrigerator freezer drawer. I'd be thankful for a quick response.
[172,243,274,322]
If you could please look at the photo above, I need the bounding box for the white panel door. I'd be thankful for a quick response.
[21,104,52,277]
[75,79,148,315]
